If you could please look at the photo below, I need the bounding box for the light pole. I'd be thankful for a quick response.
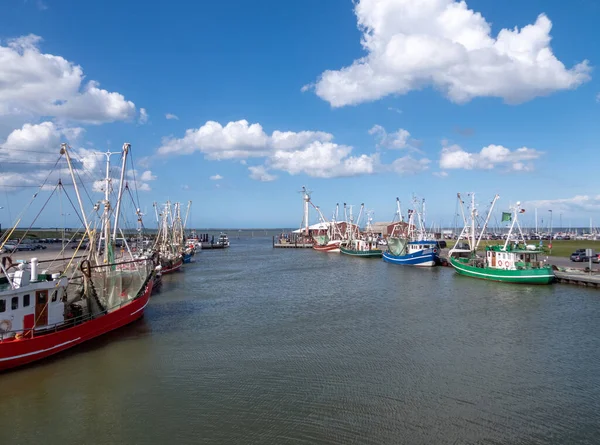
[61,213,71,252]
[0,206,3,237]
[559,212,562,233]
[548,210,553,236]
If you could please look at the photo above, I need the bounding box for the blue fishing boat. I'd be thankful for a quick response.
[182,250,194,263]
[383,240,440,266]
[383,197,442,267]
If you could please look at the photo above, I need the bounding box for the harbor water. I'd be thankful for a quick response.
[1,237,599,444]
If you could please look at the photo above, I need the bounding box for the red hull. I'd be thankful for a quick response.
[313,243,341,252]
[0,279,153,372]
[160,259,183,275]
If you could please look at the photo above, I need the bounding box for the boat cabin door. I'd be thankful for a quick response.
[35,290,48,326]
[491,251,496,267]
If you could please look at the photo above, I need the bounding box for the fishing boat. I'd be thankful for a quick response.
[0,143,155,371]
[153,201,184,274]
[312,204,344,253]
[340,204,383,258]
[448,193,554,284]
[383,197,442,267]
[216,232,230,248]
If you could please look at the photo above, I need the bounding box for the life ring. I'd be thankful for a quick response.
[80,259,92,278]
[0,319,12,333]
[498,260,503,267]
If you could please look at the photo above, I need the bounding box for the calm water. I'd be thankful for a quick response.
[1,238,600,444]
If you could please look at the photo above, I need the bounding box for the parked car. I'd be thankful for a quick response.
[1,244,17,253]
[71,243,88,250]
[571,249,599,263]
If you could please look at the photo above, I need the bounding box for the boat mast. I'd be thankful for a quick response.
[112,143,129,241]
[60,144,92,239]
[470,193,476,253]
[476,194,499,249]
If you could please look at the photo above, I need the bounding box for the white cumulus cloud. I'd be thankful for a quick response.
[269,141,378,178]
[439,143,543,171]
[248,165,277,182]
[307,0,590,107]
[369,124,412,150]
[138,108,149,125]
[158,119,433,181]
[0,35,137,123]
[165,113,179,120]
[525,195,600,214]
[210,174,223,180]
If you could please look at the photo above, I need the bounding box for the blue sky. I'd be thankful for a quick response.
[0,0,599,230]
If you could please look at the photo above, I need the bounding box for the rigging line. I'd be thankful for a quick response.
[62,184,88,230]
[13,182,60,250]
[0,160,14,224]
[0,155,63,246]
[128,146,141,209]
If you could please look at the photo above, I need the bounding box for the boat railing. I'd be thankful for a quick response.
[0,267,154,342]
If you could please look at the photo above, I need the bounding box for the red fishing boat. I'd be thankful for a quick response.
[0,261,154,371]
[0,143,156,371]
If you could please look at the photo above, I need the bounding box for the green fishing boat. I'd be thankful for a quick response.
[339,205,383,258]
[449,194,554,285]
[340,240,383,258]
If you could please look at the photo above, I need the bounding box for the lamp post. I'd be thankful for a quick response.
[0,206,3,237]
[61,213,71,252]
[559,212,562,234]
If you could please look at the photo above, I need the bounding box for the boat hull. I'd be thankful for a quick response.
[0,278,153,372]
[383,250,438,267]
[182,253,194,264]
[160,258,183,275]
[340,246,383,258]
[449,257,554,284]
[313,242,341,253]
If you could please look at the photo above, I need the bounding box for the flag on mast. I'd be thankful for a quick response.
[501,212,512,222]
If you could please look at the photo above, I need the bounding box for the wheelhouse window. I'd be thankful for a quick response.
[51,290,58,302]
[37,293,47,305]
[0,300,5,313]
[11,296,18,310]
[23,294,30,307]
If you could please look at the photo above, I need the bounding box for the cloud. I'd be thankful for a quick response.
[388,107,402,114]
[138,108,149,125]
[269,141,378,178]
[307,0,590,107]
[0,121,83,166]
[165,113,179,120]
[0,121,103,190]
[181,184,190,190]
[157,119,332,159]
[159,119,431,181]
[439,142,543,171]
[433,171,449,178]
[248,165,277,182]
[596,93,600,103]
[210,174,223,180]
[389,156,430,174]
[369,124,414,150]
[126,169,157,190]
[0,35,136,123]
[526,195,600,214]
[37,0,48,10]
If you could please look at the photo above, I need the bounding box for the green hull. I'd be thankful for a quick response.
[450,257,554,284]
[340,246,383,258]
